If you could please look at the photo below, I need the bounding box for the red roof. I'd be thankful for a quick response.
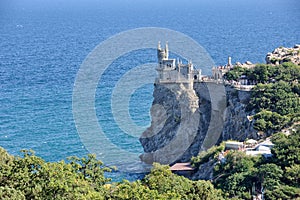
[170,162,194,171]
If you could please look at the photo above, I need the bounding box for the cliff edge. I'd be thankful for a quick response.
[139,82,257,165]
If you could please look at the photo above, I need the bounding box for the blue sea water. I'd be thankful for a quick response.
[0,0,299,180]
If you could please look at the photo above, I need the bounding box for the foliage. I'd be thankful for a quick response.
[225,62,300,83]
[249,81,300,116]
[68,154,113,189]
[0,186,25,200]
[191,143,225,167]
[0,148,110,199]
[264,185,300,200]
[142,163,224,200]
[247,64,299,134]
[271,129,300,168]
[0,147,225,200]
[106,180,163,200]
[213,151,256,199]
[211,126,300,200]
[1,124,299,200]
[285,164,300,187]
[224,66,246,81]
[253,110,290,133]
[225,62,300,134]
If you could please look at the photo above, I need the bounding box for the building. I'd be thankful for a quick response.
[225,141,244,150]
[212,57,233,81]
[155,42,202,90]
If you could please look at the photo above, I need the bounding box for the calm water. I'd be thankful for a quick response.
[0,0,299,180]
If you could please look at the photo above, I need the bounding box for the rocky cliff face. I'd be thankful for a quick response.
[139,83,200,165]
[139,82,257,165]
[221,86,257,141]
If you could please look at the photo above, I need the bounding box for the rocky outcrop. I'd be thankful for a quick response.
[266,44,300,65]
[139,83,200,165]
[220,86,257,142]
[139,82,257,165]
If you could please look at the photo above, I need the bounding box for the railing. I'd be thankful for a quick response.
[156,78,255,91]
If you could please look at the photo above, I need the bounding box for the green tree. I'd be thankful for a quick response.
[285,164,300,187]
[68,154,113,189]
[257,163,283,192]
[6,150,45,199]
[253,110,290,133]
[0,186,25,200]
[265,185,300,200]
[213,151,256,199]
[271,130,300,168]
[106,180,163,200]
[144,163,224,199]
[224,66,245,81]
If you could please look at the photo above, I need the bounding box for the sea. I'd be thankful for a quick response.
[0,0,299,181]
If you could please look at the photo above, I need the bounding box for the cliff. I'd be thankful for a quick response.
[139,83,200,165]
[139,82,257,165]
[221,86,257,141]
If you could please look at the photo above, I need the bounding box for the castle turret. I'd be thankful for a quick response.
[155,42,201,89]
[165,42,169,59]
[157,41,168,62]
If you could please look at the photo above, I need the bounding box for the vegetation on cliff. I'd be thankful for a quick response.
[225,62,300,83]
[225,62,300,135]
[192,60,300,198]
[191,125,300,200]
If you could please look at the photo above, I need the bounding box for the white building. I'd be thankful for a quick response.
[155,42,202,90]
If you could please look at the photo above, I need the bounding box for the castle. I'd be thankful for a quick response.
[154,42,249,88]
[155,42,202,90]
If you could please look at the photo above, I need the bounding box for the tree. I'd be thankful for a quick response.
[143,163,224,199]
[0,186,25,200]
[67,154,113,189]
[224,66,246,81]
[257,163,283,192]
[285,164,300,187]
[6,150,45,199]
[213,151,256,199]
[106,180,163,200]
[271,130,300,168]
[253,110,290,133]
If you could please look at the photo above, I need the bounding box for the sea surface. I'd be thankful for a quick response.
[0,0,299,181]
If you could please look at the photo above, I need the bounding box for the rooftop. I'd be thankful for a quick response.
[170,162,194,171]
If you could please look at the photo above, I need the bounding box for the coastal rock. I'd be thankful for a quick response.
[139,83,200,165]
[265,45,300,65]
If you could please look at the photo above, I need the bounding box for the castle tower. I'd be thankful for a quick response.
[157,41,161,50]
[228,56,232,67]
[165,42,169,59]
[155,42,201,89]
[157,41,168,62]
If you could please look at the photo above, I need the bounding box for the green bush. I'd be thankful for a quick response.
[191,143,225,168]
